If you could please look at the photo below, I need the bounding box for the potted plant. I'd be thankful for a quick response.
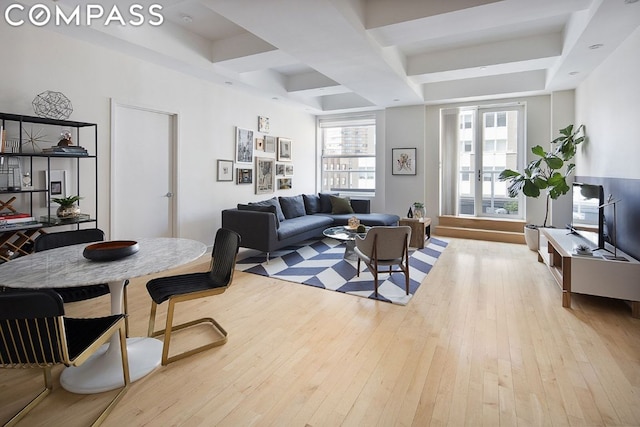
[574,243,592,256]
[52,195,82,219]
[412,201,425,219]
[498,124,585,251]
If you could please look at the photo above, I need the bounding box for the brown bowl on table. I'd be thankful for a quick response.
[83,240,139,261]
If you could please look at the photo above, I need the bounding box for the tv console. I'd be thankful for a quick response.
[538,227,640,318]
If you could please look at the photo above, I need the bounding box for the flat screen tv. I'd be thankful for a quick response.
[571,182,605,248]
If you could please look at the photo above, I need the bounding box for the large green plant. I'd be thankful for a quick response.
[498,124,585,228]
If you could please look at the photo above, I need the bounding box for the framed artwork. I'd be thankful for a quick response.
[258,116,270,133]
[235,127,254,164]
[277,137,292,161]
[277,177,292,190]
[276,163,286,176]
[217,159,233,182]
[392,148,417,175]
[236,168,253,184]
[256,157,275,194]
[264,135,276,153]
[285,164,294,176]
[255,137,264,151]
[43,169,69,207]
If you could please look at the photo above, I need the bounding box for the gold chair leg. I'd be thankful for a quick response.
[90,324,130,427]
[148,298,228,365]
[4,367,53,427]
[148,301,158,338]
[123,285,129,337]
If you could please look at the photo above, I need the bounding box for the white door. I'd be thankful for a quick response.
[111,102,176,239]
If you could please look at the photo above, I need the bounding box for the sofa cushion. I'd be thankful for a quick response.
[318,213,400,226]
[277,215,334,240]
[330,195,354,214]
[237,204,280,229]
[319,192,337,213]
[250,197,285,222]
[279,195,306,219]
[302,194,321,214]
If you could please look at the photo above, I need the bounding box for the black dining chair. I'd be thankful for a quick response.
[0,288,130,426]
[146,228,241,365]
[34,229,130,336]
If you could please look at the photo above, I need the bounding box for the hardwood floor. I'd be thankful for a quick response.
[2,238,640,426]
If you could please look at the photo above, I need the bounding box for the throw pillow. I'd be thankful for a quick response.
[330,195,354,214]
[279,195,307,219]
[249,197,285,222]
[319,192,338,213]
[302,194,320,214]
[237,204,280,229]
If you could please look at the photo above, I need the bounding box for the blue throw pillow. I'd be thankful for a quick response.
[250,197,285,222]
[302,194,320,214]
[279,195,306,219]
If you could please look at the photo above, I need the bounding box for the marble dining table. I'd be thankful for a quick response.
[0,236,207,394]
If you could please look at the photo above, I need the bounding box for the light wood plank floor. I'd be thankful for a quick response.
[2,238,640,426]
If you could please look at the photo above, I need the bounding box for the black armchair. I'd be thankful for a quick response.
[0,289,129,426]
[34,229,130,335]
[146,228,241,365]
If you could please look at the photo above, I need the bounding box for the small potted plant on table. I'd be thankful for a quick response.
[413,202,425,219]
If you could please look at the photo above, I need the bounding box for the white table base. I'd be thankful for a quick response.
[60,337,162,394]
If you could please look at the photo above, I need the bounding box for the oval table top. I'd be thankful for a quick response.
[0,237,207,289]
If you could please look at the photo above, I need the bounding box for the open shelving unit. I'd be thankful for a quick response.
[0,112,97,262]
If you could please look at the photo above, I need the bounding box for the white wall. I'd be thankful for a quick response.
[575,26,640,180]
[384,105,426,217]
[550,90,576,227]
[0,24,316,244]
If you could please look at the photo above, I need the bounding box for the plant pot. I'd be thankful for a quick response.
[57,204,81,219]
[523,225,539,251]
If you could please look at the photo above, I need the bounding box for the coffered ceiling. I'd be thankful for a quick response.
[46,0,640,114]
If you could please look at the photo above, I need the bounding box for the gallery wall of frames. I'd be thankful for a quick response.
[216,116,293,194]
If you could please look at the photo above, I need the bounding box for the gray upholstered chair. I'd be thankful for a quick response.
[0,289,129,426]
[146,228,241,365]
[354,226,411,297]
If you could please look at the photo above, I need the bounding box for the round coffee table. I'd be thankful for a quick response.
[323,225,370,260]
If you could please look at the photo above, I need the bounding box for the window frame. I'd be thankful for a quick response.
[318,114,376,195]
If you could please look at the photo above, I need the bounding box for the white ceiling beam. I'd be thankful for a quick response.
[423,70,546,103]
[408,33,562,76]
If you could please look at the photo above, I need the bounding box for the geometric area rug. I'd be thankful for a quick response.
[236,237,448,306]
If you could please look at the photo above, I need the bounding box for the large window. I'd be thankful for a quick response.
[441,105,524,218]
[319,115,376,194]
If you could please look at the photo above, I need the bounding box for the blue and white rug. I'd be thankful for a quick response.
[236,237,448,305]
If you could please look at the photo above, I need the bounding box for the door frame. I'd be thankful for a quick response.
[109,100,180,239]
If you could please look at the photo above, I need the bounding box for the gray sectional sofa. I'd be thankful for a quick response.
[221,193,399,259]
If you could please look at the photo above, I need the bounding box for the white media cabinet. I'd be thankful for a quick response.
[538,228,640,317]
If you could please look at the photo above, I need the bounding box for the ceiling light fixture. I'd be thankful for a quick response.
[181,14,193,23]
[224,81,233,85]
[569,71,579,76]
[589,43,604,50]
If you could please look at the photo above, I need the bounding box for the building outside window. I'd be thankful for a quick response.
[319,115,376,194]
